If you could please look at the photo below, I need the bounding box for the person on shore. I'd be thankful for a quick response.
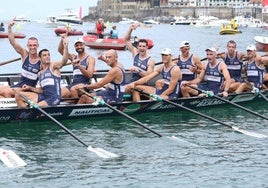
[176,41,204,97]
[123,24,155,84]
[76,49,126,104]
[181,47,231,98]
[110,25,118,39]
[58,36,95,99]
[125,48,182,102]
[95,18,106,39]
[217,40,247,93]
[0,22,4,32]
[0,20,41,98]
[235,44,268,93]
[15,38,69,107]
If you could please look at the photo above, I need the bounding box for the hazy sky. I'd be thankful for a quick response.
[0,0,98,21]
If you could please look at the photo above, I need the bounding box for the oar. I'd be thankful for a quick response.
[187,85,268,121]
[78,88,164,137]
[13,90,118,159]
[0,57,21,66]
[79,89,201,145]
[134,89,267,138]
[0,148,27,167]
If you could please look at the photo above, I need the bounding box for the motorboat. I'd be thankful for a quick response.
[45,16,65,28]
[56,9,83,25]
[13,15,30,23]
[170,16,195,25]
[119,18,139,24]
[143,19,160,25]
[219,24,242,35]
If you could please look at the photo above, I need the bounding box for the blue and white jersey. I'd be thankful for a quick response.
[130,54,151,82]
[224,52,243,81]
[39,67,61,105]
[71,55,91,86]
[177,54,196,81]
[12,55,41,87]
[246,61,265,89]
[201,61,224,94]
[97,66,126,103]
[156,65,180,99]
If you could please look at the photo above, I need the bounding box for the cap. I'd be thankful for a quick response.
[205,47,217,52]
[246,44,256,51]
[74,38,84,44]
[180,41,190,48]
[161,48,172,55]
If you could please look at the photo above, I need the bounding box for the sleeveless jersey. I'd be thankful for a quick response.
[201,61,224,94]
[224,52,243,81]
[130,54,151,82]
[38,67,61,106]
[97,66,126,103]
[71,55,91,86]
[177,54,196,81]
[246,61,265,89]
[156,65,180,99]
[12,55,41,87]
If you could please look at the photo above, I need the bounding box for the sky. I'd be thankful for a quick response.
[0,0,98,21]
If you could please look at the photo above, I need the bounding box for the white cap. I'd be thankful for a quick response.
[205,47,217,52]
[161,48,172,55]
[246,44,256,51]
[74,38,84,44]
[180,41,190,48]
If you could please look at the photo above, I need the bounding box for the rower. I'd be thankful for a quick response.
[75,50,126,104]
[58,35,95,99]
[217,40,247,93]
[181,47,231,98]
[235,44,268,93]
[0,20,41,98]
[125,48,182,102]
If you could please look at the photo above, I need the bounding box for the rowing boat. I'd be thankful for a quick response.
[0,71,267,124]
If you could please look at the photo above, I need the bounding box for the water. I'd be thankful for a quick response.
[0,22,268,187]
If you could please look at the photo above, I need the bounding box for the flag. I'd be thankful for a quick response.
[79,6,82,20]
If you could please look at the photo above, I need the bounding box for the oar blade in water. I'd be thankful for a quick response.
[232,126,267,138]
[0,148,27,167]
[87,146,118,159]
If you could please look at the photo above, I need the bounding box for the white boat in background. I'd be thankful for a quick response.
[13,15,30,23]
[143,19,160,25]
[234,16,265,28]
[45,16,65,28]
[170,16,195,25]
[56,8,83,25]
[118,18,139,24]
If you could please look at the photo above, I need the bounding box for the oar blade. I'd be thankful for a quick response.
[87,146,118,159]
[232,126,267,138]
[0,148,27,167]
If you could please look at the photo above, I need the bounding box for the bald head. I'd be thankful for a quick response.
[105,50,118,67]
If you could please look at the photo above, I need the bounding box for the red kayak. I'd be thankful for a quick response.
[82,35,154,51]
[0,32,26,39]
[54,27,83,36]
